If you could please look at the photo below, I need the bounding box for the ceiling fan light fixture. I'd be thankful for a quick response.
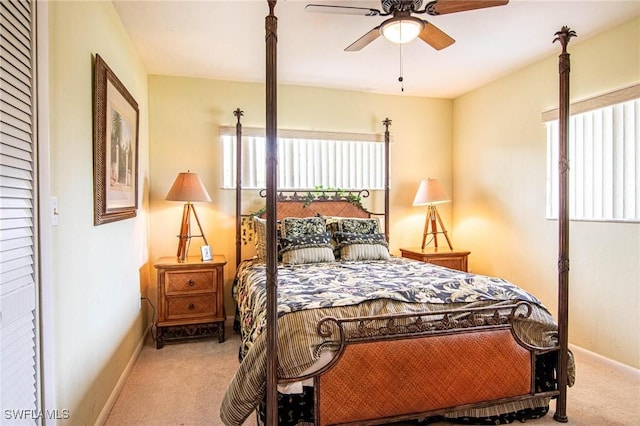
[380,16,424,44]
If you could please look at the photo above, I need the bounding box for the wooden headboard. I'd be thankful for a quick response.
[239,189,382,251]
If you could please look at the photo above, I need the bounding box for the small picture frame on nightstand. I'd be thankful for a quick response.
[200,245,212,261]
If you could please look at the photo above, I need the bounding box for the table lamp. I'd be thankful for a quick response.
[413,178,453,250]
[166,171,211,262]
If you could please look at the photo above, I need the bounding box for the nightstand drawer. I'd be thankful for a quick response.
[166,294,218,320]
[429,257,467,271]
[400,247,470,272]
[165,270,216,294]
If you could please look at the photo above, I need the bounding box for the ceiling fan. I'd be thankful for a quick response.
[306,0,509,51]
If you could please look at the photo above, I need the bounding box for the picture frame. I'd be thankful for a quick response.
[93,54,139,225]
[200,245,213,262]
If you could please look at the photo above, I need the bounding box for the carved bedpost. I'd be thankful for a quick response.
[265,1,279,424]
[383,118,391,243]
[234,108,244,269]
[553,25,576,424]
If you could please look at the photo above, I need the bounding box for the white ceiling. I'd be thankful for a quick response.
[113,0,640,98]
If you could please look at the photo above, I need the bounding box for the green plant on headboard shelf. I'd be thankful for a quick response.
[346,192,363,205]
[302,190,316,207]
[302,186,362,207]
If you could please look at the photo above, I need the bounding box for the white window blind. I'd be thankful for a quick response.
[221,128,386,190]
[546,97,640,222]
[1,0,40,423]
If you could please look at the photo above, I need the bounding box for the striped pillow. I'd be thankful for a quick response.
[334,231,390,261]
[340,243,390,261]
[282,246,335,265]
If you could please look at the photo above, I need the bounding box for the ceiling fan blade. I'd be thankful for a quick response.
[425,0,509,16]
[305,4,381,16]
[344,26,382,51]
[418,21,455,50]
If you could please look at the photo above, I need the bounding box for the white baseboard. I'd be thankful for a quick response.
[569,343,640,378]
[94,324,151,426]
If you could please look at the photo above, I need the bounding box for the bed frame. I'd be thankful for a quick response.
[307,305,552,425]
[235,189,560,425]
[233,2,574,423]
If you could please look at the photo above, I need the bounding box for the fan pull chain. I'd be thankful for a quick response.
[398,42,404,92]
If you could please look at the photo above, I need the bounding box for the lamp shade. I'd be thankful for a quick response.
[165,172,211,202]
[380,16,424,44]
[412,178,450,206]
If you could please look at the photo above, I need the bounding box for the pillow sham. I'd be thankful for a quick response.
[279,232,335,265]
[337,217,380,234]
[281,216,326,238]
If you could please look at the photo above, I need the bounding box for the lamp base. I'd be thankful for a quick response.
[176,202,208,262]
[421,204,453,250]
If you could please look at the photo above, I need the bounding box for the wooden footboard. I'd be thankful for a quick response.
[309,303,558,426]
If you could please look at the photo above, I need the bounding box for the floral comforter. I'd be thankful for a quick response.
[221,257,569,426]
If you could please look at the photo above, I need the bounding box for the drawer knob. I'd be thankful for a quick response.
[188,303,195,310]
[188,279,195,286]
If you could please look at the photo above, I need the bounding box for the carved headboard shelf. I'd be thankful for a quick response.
[257,189,377,219]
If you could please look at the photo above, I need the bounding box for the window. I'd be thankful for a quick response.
[544,87,639,222]
[221,127,387,190]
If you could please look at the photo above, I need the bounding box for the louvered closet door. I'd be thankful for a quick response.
[1,0,40,423]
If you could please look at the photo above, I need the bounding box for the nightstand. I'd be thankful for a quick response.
[400,247,470,272]
[154,255,227,349]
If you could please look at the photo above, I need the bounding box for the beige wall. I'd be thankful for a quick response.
[148,76,453,313]
[452,17,640,368]
[48,1,149,423]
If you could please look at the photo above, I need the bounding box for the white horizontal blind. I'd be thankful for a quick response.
[546,98,639,221]
[1,0,39,423]
[221,131,385,190]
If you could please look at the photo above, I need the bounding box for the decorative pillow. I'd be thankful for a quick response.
[253,216,267,260]
[320,215,341,234]
[318,215,342,258]
[338,217,380,234]
[281,216,326,238]
[253,216,282,261]
[280,232,335,265]
[334,231,390,261]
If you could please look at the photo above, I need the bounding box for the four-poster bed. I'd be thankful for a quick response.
[221,2,575,424]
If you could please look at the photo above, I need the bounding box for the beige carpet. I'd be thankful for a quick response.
[104,327,640,426]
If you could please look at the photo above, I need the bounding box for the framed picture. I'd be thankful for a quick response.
[200,245,213,262]
[93,54,139,225]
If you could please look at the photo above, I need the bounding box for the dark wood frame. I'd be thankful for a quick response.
[244,3,573,422]
[553,26,576,423]
[93,54,139,225]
